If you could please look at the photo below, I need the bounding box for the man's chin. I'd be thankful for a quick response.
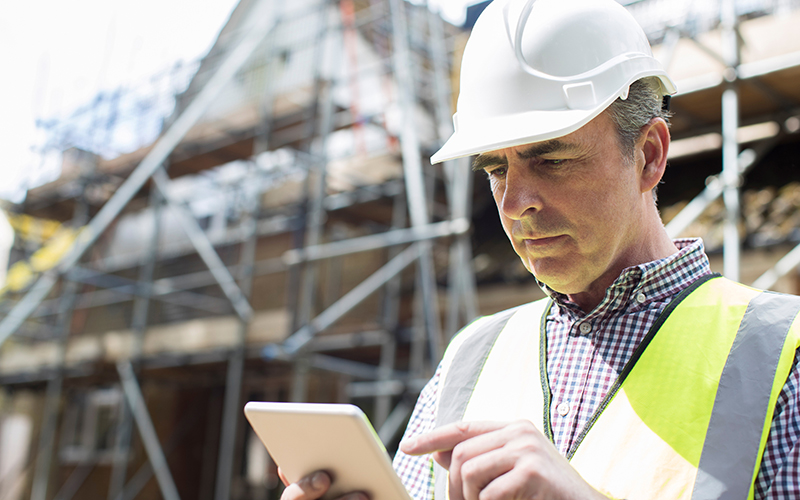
[528,259,573,288]
[529,269,586,296]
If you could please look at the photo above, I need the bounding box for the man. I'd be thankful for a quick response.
[281,0,800,498]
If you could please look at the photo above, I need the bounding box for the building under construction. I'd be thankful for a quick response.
[1,0,800,499]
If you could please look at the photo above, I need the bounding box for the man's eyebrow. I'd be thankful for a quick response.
[516,140,579,159]
[471,140,581,171]
[471,154,506,172]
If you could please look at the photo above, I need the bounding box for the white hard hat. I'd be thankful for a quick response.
[431,0,677,164]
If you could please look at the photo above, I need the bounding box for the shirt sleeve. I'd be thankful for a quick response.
[755,349,800,500]
[393,365,441,500]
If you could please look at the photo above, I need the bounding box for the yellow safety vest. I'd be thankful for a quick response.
[433,276,800,500]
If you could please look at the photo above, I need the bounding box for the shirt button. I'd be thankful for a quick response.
[557,401,571,416]
[636,293,647,304]
[579,322,592,334]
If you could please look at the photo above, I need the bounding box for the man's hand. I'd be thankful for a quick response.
[400,420,606,500]
[278,469,369,500]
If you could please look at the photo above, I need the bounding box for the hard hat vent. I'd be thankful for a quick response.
[563,82,597,110]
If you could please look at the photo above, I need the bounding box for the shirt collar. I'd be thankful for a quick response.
[539,238,712,319]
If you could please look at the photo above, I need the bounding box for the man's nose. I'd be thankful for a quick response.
[499,165,542,220]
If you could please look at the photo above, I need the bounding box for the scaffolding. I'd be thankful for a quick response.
[0,0,475,499]
[3,0,800,499]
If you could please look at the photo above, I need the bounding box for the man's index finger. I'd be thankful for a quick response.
[399,421,505,456]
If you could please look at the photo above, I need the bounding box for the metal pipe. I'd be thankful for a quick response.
[309,354,407,380]
[382,191,408,336]
[451,234,479,332]
[377,399,413,445]
[30,371,66,500]
[752,243,800,290]
[388,0,444,371]
[116,361,181,500]
[447,157,478,336]
[53,462,95,500]
[264,244,421,358]
[109,186,164,500]
[389,0,430,231]
[348,379,406,398]
[296,0,338,330]
[375,191,407,425]
[417,242,443,369]
[427,3,455,153]
[211,315,246,500]
[721,88,741,281]
[64,271,232,315]
[67,282,230,317]
[153,169,253,322]
[31,199,89,500]
[288,0,334,336]
[306,330,391,351]
[374,335,397,426]
[214,164,261,500]
[720,0,741,281]
[290,356,312,402]
[666,137,779,239]
[283,218,469,264]
[115,397,205,500]
[21,259,275,320]
[297,100,336,325]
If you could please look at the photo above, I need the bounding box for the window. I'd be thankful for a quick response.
[60,388,122,464]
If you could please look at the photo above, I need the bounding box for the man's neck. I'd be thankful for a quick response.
[567,227,678,313]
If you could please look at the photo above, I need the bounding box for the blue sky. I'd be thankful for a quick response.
[0,0,472,203]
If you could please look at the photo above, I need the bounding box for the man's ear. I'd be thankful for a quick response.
[637,117,670,194]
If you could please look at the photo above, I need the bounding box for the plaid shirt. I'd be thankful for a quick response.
[393,239,800,499]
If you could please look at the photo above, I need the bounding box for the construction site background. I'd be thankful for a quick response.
[2,0,800,499]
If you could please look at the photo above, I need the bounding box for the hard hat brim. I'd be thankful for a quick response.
[431,72,676,165]
[431,105,600,165]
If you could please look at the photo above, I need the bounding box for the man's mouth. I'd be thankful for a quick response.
[522,235,566,248]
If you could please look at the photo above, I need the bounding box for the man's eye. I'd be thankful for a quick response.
[545,159,565,167]
[485,166,507,178]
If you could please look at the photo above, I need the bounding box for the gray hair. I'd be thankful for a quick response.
[606,78,672,163]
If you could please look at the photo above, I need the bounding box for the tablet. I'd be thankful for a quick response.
[244,402,413,500]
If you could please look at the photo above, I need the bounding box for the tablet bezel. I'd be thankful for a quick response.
[244,401,413,500]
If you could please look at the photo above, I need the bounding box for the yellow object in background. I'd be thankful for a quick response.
[29,230,76,272]
[4,261,35,292]
[5,212,63,244]
[0,212,80,297]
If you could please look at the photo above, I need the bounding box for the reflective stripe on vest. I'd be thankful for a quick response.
[433,276,800,500]
[693,290,800,499]
[434,300,549,500]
